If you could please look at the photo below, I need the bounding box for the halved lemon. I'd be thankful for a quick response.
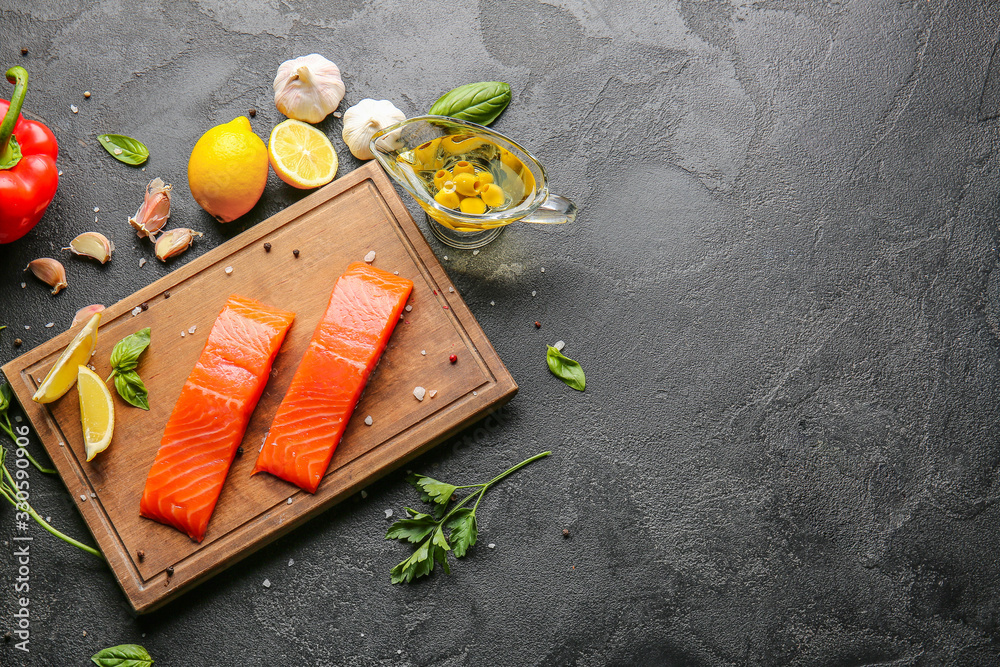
[77,365,114,461]
[268,119,338,189]
[31,312,101,403]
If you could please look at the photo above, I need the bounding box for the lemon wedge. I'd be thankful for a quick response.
[77,365,114,461]
[31,312,101,403]
[268,119,338,189]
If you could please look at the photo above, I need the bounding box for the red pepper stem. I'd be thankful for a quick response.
[0,66,29,164]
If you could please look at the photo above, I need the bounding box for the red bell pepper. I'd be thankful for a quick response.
[0,66,58,244]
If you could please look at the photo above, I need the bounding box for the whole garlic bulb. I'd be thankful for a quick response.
[342,99,406,160]
[273,54,345,123]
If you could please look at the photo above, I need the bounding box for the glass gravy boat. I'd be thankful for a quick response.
[370,115,577,249]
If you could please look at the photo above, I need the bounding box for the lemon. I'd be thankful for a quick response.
[77,365,114,461]
[188,116,268,222]
[31,312,101,404]
[268,119,338,189]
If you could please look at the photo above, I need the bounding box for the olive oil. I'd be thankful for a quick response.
[396,134,535,223]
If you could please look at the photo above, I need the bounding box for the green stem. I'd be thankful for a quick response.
[0,448,103,560]
[0,66,28,165]
[0,486,103,559]
[440,451,552,523]
[0,416,55,474]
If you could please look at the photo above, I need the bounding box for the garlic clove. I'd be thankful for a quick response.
[25,258,68,294]
[129,177,172,240]
[273,54,345,124]
[65,232,115,264]
[155,228,203,262]
[72,304,106,327]
[342,99,406,160]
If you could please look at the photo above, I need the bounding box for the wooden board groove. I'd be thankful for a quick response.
[2,162,517,613]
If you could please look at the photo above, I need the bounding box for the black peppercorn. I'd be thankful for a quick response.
[293,249,300,257]
[249,108,257,117]
[14,338,22,347]
[20,48,27,56]
[264,242,271,252]
[137,550,145,562]
[166,565,174,577]
[236,446,243,457]
[562,528,570,538]
[163,291,171,299]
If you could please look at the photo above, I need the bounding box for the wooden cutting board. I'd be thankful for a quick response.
[1,162,517,614]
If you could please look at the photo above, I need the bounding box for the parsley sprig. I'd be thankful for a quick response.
[386,451,551,583]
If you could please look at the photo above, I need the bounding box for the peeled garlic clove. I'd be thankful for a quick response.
[25,258,68,294]
[72,304,105,327]
[273,54,345,123]
[155,228,203,262]
[342,99,406,160]
[129,177,172,240]
[65,232,115,264]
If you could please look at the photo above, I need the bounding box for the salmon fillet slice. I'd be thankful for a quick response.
[253,262,413,493]
[140,295,295,542]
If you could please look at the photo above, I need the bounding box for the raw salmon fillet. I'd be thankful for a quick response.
[253,262,413,493]
[140,295,295,542]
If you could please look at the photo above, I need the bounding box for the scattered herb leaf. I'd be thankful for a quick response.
[108,328,151,410]
[546,345,586,391]
[91,643,154,667]
[386,451,550,583]
[97,134,149,166]
[428,81,511,126]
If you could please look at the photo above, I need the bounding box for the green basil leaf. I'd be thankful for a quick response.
[110,328,151,373]
[444,508,478,558]
[546,345,586,391]
[97,134,149,165]
[428,82,512,126]
[114,371,149,411]
[91,643,154,667]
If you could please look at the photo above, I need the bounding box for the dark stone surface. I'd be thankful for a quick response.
[1,0,1000,665]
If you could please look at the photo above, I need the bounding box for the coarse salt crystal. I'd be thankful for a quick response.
[20,282,25,288]
[364,250,376,263]
[80,494,87,501]
[488,543,495,549]
[473,391,478,396]
[188,326,197,334]
[364,415,373,426]
[262,579,271,588]
[288,559,294,566]
[333,111,342,118]
[532,290,537,297]
[90,492,96,498]
[554,340,566,351]
[420,350,426,356]
[361,490,368,499]
[139,258,146,268]
[131,307,141,316]
[443,255,448,260]
[490,301,495,306]
[224,266,233,275]
[429,389,437,398]
[45,322,54,328]
[180,331,185,337]
[70,104,78,113]
[473,250,480,256]
[448,287,454,293]
[393,270,399,275]
[23,325,29,330]
[114,148,122,155]
[286,497,293,505]
[384,509,393,519]
[413,386,426,401]
[93,207,100,213]
[405,305,412,312]
[57,170,62,176]
[541,267,545,272]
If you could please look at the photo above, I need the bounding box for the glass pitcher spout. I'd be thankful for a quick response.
[520,194,577,224]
